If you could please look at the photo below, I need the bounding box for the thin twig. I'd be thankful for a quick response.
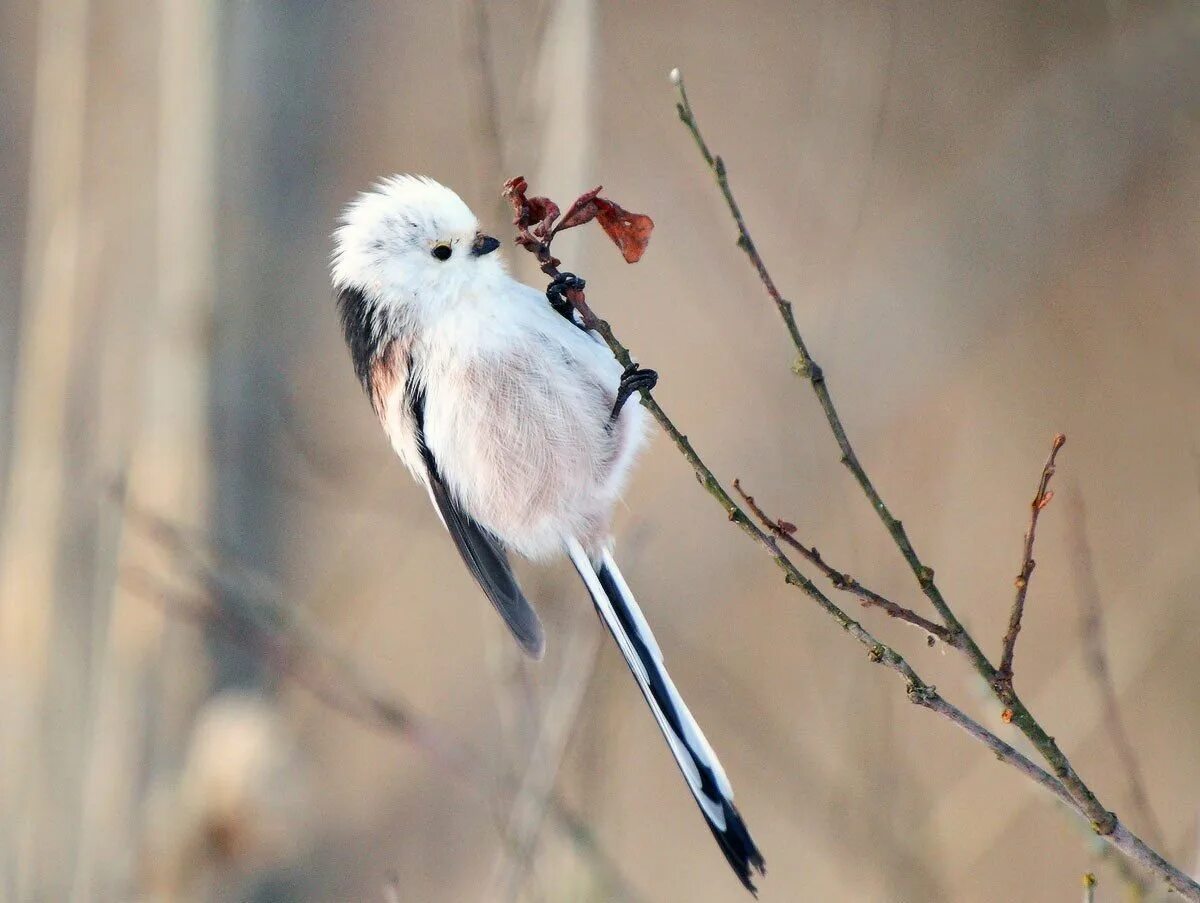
[732,479,959,648]
[503,177,1200,899]
[669,71,1180,881]
[1070,492,1167,850]
[1083,872,1097,903]
[995,433,1067,692]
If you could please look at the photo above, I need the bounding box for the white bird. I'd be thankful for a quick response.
[331,175,765,891]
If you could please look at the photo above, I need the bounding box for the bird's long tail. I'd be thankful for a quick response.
[565,538,766,894]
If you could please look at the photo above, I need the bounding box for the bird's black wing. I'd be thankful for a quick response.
[408,380,545,659]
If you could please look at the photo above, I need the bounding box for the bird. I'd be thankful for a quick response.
[330,174,765,892]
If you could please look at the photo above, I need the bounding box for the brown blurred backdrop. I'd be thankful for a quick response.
[1,1,1198,901]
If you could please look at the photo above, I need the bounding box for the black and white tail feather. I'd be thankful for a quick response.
[567,538,766,893]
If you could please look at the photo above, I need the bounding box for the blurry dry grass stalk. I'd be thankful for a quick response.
[118,501,646,903]
[1069,494,1165,850]
[488,610,601,902]
[503,71,1199,900]
[0,0,89,896]
[70,0,218,899]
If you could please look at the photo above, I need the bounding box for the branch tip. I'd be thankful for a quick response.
[997,434,1068,687]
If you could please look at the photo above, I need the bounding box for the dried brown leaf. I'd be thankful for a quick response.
[594,198,654,263]
[554,186,603,233]
[503,176,531,225]
[527,196,560,238]
[503,176,559,249]
[504,177,654,264]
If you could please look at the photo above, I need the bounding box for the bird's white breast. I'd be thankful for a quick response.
[413,277,647,559]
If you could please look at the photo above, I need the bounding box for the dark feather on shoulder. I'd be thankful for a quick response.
[336,283,384,393]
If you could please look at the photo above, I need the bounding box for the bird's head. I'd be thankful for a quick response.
[332,174,503,308]
[331,176,505,388]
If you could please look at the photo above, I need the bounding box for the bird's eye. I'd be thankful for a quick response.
[431,244,452,261]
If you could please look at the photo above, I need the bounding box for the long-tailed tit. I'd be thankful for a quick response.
[331,175,765,891]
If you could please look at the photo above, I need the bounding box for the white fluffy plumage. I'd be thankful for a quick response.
[333,174,646,559]
[330,175,764,892]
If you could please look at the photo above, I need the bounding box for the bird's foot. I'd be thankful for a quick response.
[611,363,658,420]
[546,272,585,321]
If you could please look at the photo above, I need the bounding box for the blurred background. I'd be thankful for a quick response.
[1,1,1198,900]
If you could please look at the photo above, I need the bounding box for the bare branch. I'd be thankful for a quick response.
[995,433,1067,691]
[732,479,959,648]
[668,71,1192,889]
[673,70,970,649]
[904,693,1072,811]
[487,65,1200,897]
[502,172,1200,897]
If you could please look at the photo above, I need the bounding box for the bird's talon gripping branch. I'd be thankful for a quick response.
[612,363,658,420]
[546,271,585,321]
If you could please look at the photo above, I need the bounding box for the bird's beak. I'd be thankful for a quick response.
[471,233,501,257]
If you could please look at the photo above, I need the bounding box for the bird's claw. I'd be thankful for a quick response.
[611,364,658,420]
[546,272,586,320]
